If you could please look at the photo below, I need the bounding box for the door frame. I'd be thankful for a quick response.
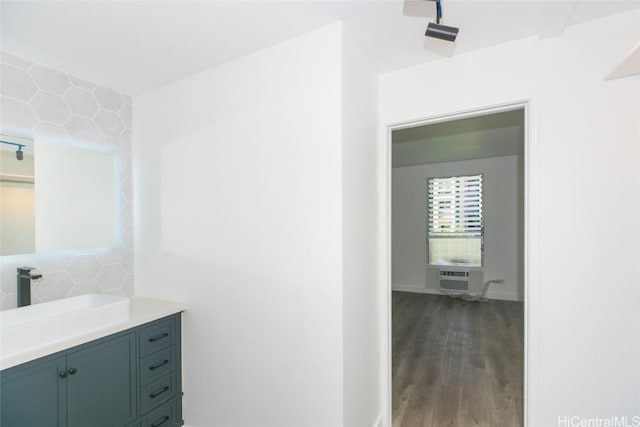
[378,100,536,427]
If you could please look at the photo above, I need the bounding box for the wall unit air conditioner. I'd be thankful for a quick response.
[438,268,483,294]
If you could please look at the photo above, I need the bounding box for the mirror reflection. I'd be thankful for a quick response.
[0,134,117,256]
[0,135,35,255]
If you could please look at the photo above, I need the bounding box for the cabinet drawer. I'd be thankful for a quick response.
[141,372,176,415]
[140,399,180,427]
[139,318,175,357]
[141,347,175,385]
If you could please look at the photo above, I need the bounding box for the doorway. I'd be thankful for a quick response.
[385,103,528,427]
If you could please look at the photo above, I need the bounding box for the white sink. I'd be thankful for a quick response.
[0,294,130,359]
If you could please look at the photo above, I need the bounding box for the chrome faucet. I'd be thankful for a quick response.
[17,267,42,307]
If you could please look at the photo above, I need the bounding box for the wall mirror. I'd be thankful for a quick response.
[0,134,117,256]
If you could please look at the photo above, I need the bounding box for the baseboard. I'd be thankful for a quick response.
[392,283,440,294]
[392,283,523,302]
[185,414,382,427]
[484,290,523,302]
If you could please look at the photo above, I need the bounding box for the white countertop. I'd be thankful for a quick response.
[1,297,185,371]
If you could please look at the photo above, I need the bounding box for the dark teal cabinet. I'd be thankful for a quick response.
[0,354,66,427]
[66,333,137,427]
[137,315,182,427]
[140,397,181,427]
[0,314,182,427]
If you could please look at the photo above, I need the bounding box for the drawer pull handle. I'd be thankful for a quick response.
[68,368,77,375]
[149,333,169,342]
[149,386,170,399]
[150,415,170,427]
[59,371,67,378]
[149,359,170,371]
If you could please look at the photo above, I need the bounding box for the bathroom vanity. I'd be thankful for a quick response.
[0,297,184,427]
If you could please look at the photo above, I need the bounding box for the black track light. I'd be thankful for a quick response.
[425,0,459,42]
[1,140,27,161]
[425,22,459,42]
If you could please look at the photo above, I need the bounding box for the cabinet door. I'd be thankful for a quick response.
[66,333,137,427]
[0,355,66,427]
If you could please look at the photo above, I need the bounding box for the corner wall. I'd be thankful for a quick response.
[341,26,379,427]
[379,9,640,425]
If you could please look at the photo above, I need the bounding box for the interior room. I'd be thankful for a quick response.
[391,109,525,426]
[0,2,638,427]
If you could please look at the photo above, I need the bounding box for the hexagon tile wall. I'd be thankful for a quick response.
[0,51,134,310]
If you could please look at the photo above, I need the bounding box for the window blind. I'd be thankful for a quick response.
[427,174,483,238]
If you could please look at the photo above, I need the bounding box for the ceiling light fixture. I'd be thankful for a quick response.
[425,0,459,42]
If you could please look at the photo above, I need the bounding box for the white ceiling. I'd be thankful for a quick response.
[1,1,638,95]
[392,109,524,167]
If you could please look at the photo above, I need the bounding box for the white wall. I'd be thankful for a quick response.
[379,9,640,426]
[136,22,378,426]
[341,27,379,427]
[392,155,524,301]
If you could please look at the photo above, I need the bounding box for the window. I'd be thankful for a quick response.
[427,174,483,266]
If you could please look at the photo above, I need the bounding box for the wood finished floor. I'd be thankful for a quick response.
[392,291,524,427]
